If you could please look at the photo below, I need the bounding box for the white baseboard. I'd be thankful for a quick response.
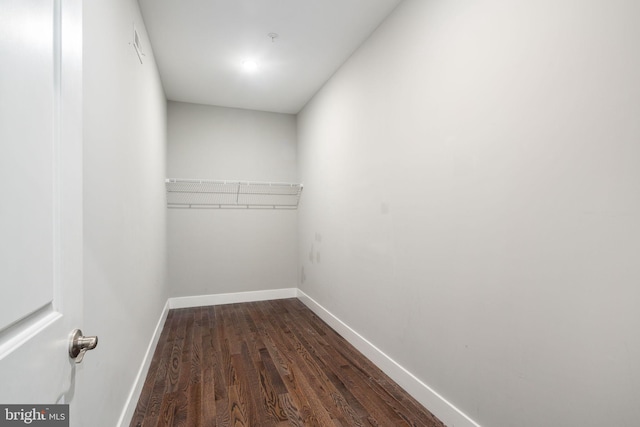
[296,289,481,427]
[168,287,298,309]
[116,300,170,427]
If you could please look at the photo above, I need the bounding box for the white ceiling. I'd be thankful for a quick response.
[137,0,403,114]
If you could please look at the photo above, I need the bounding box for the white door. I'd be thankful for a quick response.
[0,0,84,416]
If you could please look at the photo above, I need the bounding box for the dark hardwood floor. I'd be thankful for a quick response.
[130,298,446,427]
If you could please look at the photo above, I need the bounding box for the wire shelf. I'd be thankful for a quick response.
[165,179,303,209]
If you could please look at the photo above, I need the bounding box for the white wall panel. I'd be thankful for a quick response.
[167,102,298,297]
[82,0,168,425]
[298,1,640,426]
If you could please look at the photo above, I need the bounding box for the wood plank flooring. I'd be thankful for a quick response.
[130,298,446,427]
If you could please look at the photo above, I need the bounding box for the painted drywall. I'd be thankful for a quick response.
[297,1,640,426]
[167,102,298,297]
[82,1,168,426]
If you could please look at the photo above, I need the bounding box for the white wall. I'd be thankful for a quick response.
[82,1,168,426]
[167,101,298,297]
[297,1,640,426]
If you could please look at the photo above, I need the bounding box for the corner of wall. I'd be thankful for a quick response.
[296,290,481,427]
[116,300,170,427]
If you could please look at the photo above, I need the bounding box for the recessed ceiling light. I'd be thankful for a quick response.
[242,60,259,72]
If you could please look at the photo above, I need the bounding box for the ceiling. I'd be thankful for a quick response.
[137,0,403,114]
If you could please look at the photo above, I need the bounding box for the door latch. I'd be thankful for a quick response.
[69,329,98,364]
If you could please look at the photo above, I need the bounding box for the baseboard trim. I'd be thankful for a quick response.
[168,288,298,309]
[116,299,170,427]
[296,289,481,427]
